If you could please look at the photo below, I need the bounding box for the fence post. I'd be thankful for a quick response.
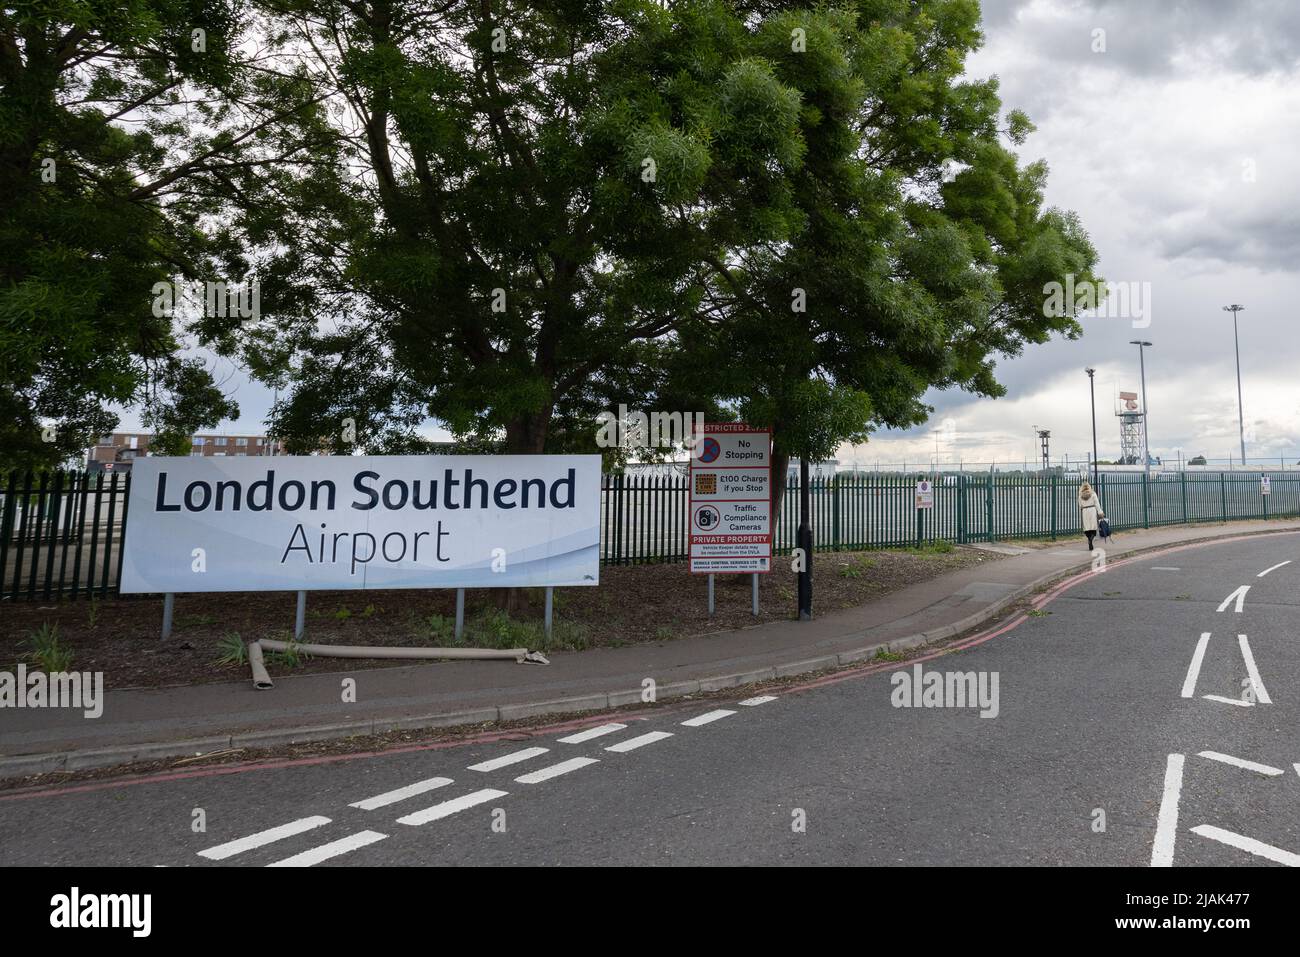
[986,472,995,542]
[957,474,966,544]
[1050,473,1058,540]
[1142,472,1150,529]
[1220,472,1227,522]
[831,474,840,550]
[1181,471,1188,523]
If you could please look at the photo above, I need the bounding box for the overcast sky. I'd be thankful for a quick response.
[858,0,1300,468]
[136,0,1300,467]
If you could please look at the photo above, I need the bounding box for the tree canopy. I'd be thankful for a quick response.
[5,1,1101,486]
[0,0,325,471]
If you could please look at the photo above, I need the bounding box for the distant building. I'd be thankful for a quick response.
[87,432,284,472]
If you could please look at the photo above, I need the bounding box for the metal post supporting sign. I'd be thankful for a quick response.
[161,592,174,639]
[914,477,934,547]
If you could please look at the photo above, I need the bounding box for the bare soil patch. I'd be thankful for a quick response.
[0,544,1001,689]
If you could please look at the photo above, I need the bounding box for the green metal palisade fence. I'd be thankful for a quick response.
[3,468,1298,599]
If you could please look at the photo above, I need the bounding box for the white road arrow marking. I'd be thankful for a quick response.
[1180,633,1211,698]
[1190,825,1300,867]
[1197,752,1285,776]
[1238,634,1271,704]
[1216,585,1250,613]
[1151,754,1185,867]
[1202,694,1253,707]
[1257,560,1291,578]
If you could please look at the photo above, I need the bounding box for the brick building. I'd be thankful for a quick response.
[87,432,284,472]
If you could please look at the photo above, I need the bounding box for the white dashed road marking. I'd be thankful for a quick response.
[514,757,599,784]
[397,789,507,826]
[1197,752,1285,776]
[605,731,673,753]
[266,830,387,868]
[1237,634,1272,704]
[557,723,627,744]
[468,747,549,772]
[1151,754,1185,868]
[1190,825,1300,867]
[738,695,777,706]
[198,816,332,861]
[1257,560,1291,578]
[1150,566,1180,571]
[1216,585,1250,613]
[1180,633,1211,698]
[350,777,453,810]
[681,709,736,727]
[1202,694,1253,707]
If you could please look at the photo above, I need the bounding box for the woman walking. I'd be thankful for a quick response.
[1078,481,1105,550]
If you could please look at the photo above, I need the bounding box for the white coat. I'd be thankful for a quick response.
[1078,492,1104,532]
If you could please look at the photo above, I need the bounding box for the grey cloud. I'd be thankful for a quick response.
[980,0,1300,78]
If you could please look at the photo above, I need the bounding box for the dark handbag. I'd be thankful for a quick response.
[1098,517,1112,539]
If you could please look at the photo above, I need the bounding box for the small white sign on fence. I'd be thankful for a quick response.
[914,479,934,510]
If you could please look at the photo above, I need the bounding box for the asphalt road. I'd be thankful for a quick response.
[2,532,1298,867]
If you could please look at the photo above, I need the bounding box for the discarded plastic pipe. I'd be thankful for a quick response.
[248,640,274,690]
[256,637,549,665]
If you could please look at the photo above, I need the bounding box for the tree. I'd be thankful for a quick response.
[204,0,790,454]
[1188,455,1207,466]
[210,0,1097,486]
[669,2,1100,519]
[0,1,322,472]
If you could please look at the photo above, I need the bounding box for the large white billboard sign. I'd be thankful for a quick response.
[120,455,601,592]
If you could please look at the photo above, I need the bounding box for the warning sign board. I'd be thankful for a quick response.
[1261,476,1271,496]
[915,479,934,510]
[689,423,771,573]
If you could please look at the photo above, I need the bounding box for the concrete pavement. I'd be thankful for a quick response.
[4,517,1300,778]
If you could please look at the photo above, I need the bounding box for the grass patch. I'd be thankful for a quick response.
[175,614,217,630]
[215,632,247,666]
[901,540,955,556]
[873,647,905,662]
[23,623,72,672]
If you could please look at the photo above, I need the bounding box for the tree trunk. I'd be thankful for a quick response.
[770,447,790,528]
[497,404,553,614]
[503,406,552,453]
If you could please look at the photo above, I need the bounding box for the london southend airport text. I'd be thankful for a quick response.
[150,467,580,575]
